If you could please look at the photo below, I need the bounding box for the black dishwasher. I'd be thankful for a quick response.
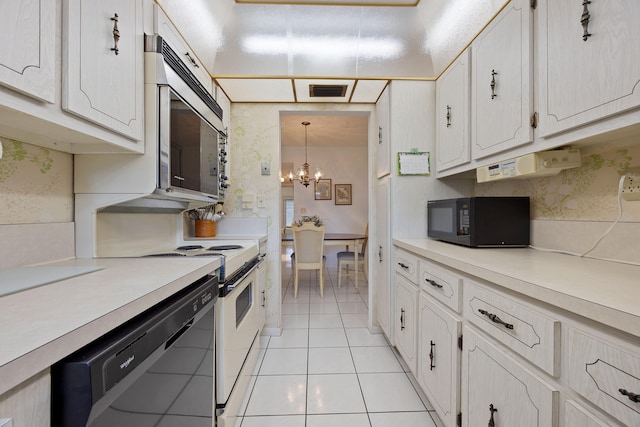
[52,274,218,427]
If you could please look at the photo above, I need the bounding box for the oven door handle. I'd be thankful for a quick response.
[222,263,258,295]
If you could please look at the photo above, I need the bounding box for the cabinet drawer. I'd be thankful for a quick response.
[419,259,462,313]
[567,328,640,426]
[395,249,418,284]
[464,280,560,376]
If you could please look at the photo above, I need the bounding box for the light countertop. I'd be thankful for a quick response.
[394,238,640,339]
[0,257,220,396]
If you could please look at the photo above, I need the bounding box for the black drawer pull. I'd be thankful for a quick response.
[488,404,498,426]
[619,388,640,403]
[429,340,435,370]
[400,308,405,330]
[425,278,443,289]
[478,309,514,330]
[398,262,409,270]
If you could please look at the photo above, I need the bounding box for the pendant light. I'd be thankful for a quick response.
[289,121,322,187]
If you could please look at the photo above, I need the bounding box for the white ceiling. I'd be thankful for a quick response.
[156,0,508,104]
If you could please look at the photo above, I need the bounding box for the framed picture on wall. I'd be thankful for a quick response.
[335,184,352,205]
[314,179,332,200]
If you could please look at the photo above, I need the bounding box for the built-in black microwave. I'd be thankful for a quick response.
[427,197,530,247]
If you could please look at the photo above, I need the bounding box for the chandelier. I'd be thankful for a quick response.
[288,121,322,187]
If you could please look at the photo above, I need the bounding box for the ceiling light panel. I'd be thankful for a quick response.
[350,80,388,103]
[217,78,295,102]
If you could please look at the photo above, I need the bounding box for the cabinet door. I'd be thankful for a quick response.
[154,6,213,95]
[395,274,418,374]
[462,327,557,427]
[375,176,392,340]
[418,294,461,427]
[0,0,55,103]
[564,399,612,427]
[376,86,391,178]
[537,0,640,137]
[63,0,144,141]
[436,49,470,173]
[471,0,533,159]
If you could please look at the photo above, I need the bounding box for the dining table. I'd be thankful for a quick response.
[281,232,367,289]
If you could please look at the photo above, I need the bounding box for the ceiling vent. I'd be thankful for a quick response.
[309,84,348,97]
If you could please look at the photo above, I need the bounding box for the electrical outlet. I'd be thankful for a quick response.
[622,173,640,201]
[261,161,270,176]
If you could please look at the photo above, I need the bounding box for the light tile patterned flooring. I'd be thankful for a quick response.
[232,258,443,427]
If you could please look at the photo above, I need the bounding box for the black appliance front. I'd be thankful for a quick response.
[427,197,530,247]
[51,275,217,427]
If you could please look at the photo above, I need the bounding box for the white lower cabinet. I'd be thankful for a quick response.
[462,327,558,427]
[417,294,461,427]
[394,273,418,374]
[567,328,640,426]
[563,399,612,427]
[0,370,50,427]
[393,243,640,427]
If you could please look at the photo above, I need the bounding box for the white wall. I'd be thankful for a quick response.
[282,145,368,232]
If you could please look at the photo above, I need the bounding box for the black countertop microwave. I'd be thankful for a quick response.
[427,197,530,247]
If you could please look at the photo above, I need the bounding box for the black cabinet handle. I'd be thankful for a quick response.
[398,262,409,270]
[619,388,640,403]
[488,404,498,427]
[185,52,200,68]
[425,278,443,289]
[490,70,498,99]
[110,14,120,55]
[581,0,592,41]
[446,105,451,127]
[261,290,266,307]
[478,309,514,330]
[429,340,435,370]
[400,308,405,330]
[378,245,383,263]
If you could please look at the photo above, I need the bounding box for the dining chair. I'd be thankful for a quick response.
[337,225,368,290]
[291,222,326,298]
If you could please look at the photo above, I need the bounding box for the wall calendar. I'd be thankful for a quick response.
[397,151,430,176]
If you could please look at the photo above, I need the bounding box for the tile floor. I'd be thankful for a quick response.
[232,259,443,427]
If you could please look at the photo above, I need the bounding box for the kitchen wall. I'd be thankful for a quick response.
[475,142,640,264]
[0,137,75,268]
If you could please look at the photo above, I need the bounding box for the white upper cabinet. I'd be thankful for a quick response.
[471,0,533,159]
[537,0,640,138]
[154,6,213,95]
[63,0,144,142]
[376,85,391,178]
[436,49,470,174]
[0,0,56,103]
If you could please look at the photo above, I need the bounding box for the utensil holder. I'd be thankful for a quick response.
[195,220,216,237]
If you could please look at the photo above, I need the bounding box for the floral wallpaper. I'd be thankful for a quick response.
[0,137,73,224]
[475,143,640,221]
